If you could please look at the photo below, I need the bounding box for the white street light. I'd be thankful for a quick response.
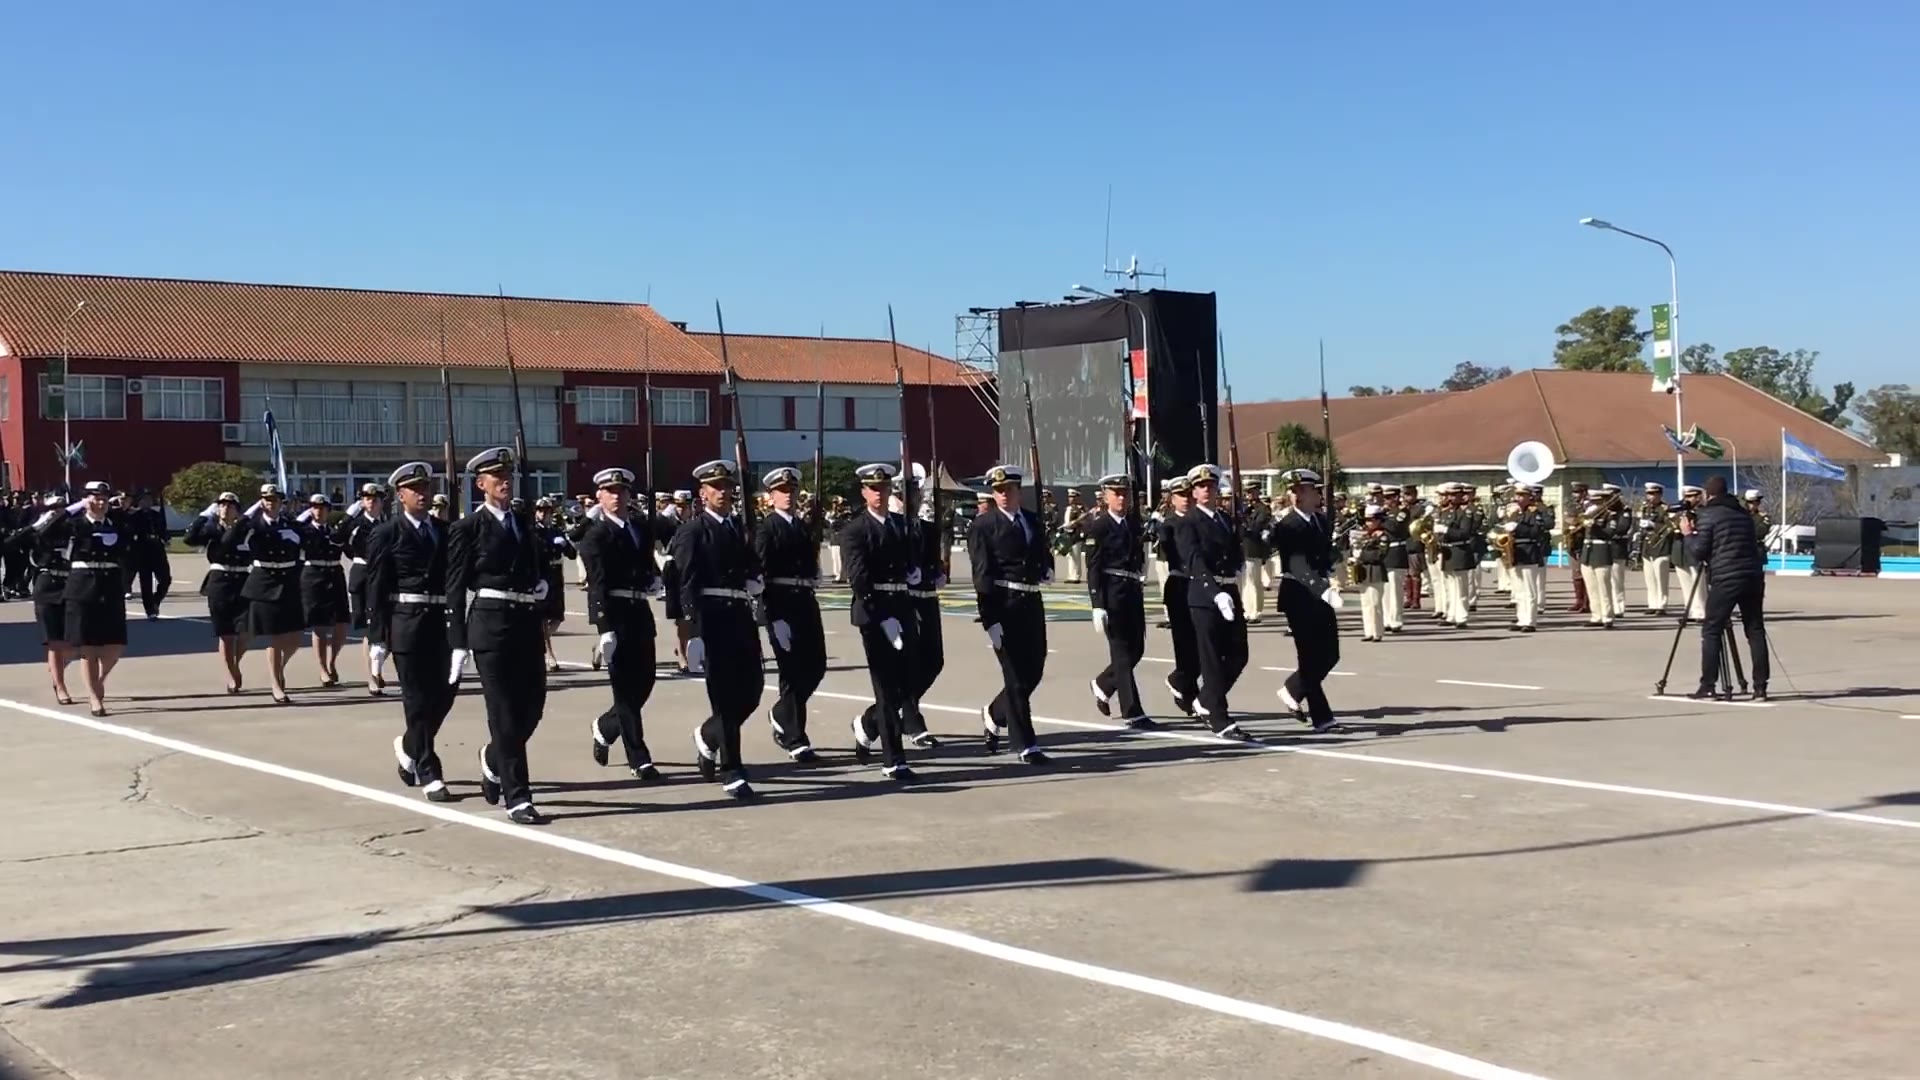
[1579,217,1685,490]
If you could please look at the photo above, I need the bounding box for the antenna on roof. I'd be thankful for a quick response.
[1098,187,1168,291]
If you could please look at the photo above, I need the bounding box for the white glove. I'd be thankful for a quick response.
[1214,592,1236,621]
[771,620,793,652]
[586,504,605,520]
[448,648,469,685]
[533,579,550,601]
[644,581,666,601]
[296,509,316,524]
[933,572,948,588]
[906,566,923,586]
[66,500,87,515]
[348,502,367,519]
[986,623,1004,650]
[244,500,264,518]
[369,643,390,674]
[686,637,706,672]
[1321,587,1343,609]
[1092,608,1108,635]
[201,502,220,518]
[744,576,765,597]
[881,616,904,650]
[598,631,617,666]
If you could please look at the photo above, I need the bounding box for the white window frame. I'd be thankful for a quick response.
[649,387,709,427]
[737,394,786,431]
[40,373,127,420]
[0,374,9,421]
[576,385,639,426]
[852,396,901,431]
[143,375,226,422]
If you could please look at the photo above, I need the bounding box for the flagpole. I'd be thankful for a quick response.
[1778,427,1787,573]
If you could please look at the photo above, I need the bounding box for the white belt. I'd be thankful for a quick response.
[351,557,368,565]
[995,580,1043,593]
[209,564,249,573]
[475,588,538,604]
[871,583,910,592]
[396,592,446,605]
[701,588,752,601]
[607,588,647,600]
[908,588,940,599]
[69,561,121,570]
[252,560,298,570]
[1104,569,1145,580]
[767,576,817,589]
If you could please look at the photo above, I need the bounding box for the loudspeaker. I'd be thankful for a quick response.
[1812,516,1883,574]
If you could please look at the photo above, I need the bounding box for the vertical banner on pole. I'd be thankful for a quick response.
[1650,303,1676,393]
[1128,347,1148,420]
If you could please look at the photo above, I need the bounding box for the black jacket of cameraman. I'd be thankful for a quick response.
[1685,494,1763,585]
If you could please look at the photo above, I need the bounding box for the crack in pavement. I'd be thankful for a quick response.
[121,750,177,804]
[3,832,264,865]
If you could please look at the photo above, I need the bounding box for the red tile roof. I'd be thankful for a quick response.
[0,270,721,374]
[687,332,991,387]
[1327,369,1882,469]
[1222,391,1450,467]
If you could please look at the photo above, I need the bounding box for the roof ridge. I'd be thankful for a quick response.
[1704,371,1882,453]
[0,268,655,310]
[1528,369,1570,462]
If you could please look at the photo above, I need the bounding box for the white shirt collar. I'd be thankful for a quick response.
[776,508,794,523]
[1194,503,1219,520]
[404,510,432,529]
[704,507,728,525]
[604,510,628,530]
[867,508,889,524]
[999,506,1022,523]
[1108,509,1125,524]
[482,501,511,523]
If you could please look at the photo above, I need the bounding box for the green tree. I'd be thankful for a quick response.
[1346,384,1425,396]
[1553,305,1649,372]
[1679,343,1719,374]
[1265,422,1343,486]
[163,461,262,513]
[814,455,863,503]
[1439,361,1512,392]
[1679,343,1855,428]
[1854,385,1920,458]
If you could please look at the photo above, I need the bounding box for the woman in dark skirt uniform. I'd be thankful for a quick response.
[334,482,387,693]
[531,497,575,671]
[46,481,132,715]
[228,483,305,704]
[184,491,252,692]
[297,493,351,686]
[10,494,77,704]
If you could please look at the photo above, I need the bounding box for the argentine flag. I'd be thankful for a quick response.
[1782,431,1844,481]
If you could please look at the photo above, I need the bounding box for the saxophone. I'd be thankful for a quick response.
[1488,503,1520,569]
[1410,509,1439,563]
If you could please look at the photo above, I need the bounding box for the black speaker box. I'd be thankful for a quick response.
[1813,516,1882,573]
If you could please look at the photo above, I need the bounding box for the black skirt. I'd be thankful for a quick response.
[35,598,67,646]
[250,594,306,637]
[65,596,128,648]
[346,562,371,628]
[541,567,566,624]
[301,565,351,628]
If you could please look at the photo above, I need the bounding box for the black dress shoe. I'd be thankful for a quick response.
[885,764,916,783]
[981,705,1001,755]
[850,716,874,764]
[1090,679,1111,717]
[908,731,940,749]
[631,764,665,782]
[693,731,718,781]
[1686,687,1716,700]
[507,804,547,825]
[1019,749,1050,766]
[477,747,501,805]
[1752,687,1770,702]
[1124,716,1161,730]
[396,765,417,788]
[723,776,756,800]
[1216,726,1255,742]
[424,782,452,803]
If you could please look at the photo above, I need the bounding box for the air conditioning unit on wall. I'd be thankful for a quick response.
[220,423,243,443]
[600,429,619,442]
[126,379,145,395]
[563,390,580,405]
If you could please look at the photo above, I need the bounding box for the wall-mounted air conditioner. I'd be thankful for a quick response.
[563,390,580,404]
[126,379,145,395]
[220,423,243,443]
[600,429,619,442]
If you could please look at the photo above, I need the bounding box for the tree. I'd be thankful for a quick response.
[1677,343,1855,429]
[1854,384,1920,458]
[1553,306,1649,372]
[163,461,263,513]
[1265,423,1343,486]
[1439,361,1512,392]
[1346,384,1424,396]
[1679,343,1719,374]
[1742,462,1856,531]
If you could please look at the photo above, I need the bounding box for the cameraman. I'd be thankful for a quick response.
[1677,475,1770,701]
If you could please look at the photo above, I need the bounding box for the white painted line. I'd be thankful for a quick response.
[1647,695,1775,710]
[1141,656,1174,664]
[805,691,1920,833]
[1261,665,1356,678]
[1903,715,1920,721]
[0,696,1542,1080]
[1437,680,1544,692]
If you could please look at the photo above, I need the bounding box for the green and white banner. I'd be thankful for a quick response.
[1650,303,1675,393]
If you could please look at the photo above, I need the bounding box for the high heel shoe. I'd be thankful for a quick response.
[271,690,291,705]
[89,704,106,717]
[54,687,75,706]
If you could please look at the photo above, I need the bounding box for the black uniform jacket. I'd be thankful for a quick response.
[1175,504,1242,610]
[755,509,821,624]
[839,507,914,628]
[667,508,763,638]
[446,503,545,652]
[365,511,449,653]
[967,503,1051,629]
[577,511,660,638]
[1082,509,1146,612]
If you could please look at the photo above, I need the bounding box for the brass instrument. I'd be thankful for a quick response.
[1410,509,1439,563]
[1488,507,1518,569]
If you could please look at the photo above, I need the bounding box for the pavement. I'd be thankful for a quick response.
[3,555,1919,1079]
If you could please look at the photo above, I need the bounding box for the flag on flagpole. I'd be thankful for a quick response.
[1782,431,1844,480]
[1650,303,1677,394]
[263,407,290,492]
[1661,425,1689,454]
[1686,424,1725,460]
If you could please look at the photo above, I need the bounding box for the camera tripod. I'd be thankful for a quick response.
[1653,561,1749,699]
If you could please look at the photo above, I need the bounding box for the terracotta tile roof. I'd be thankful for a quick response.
[687,332,991,387]
[0,270,720,374]
[1223,391,1449,467]
[1330,369,1883,469]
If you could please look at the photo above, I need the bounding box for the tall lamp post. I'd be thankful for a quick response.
[1579,217,1684,490]
[58,299,89,491]
[1072,284,1153,497]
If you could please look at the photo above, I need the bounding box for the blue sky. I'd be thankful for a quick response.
[5,1,1915,403]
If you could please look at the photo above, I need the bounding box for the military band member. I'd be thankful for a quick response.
[14,494,76,703]
[231,484,305,704]
[1350,505,1389,641]
[1670,485,1707,618]
[1057,488,1088,584]
[1464,485,1489,610]
[1084,473,1153,729]
[845,463,920,780]
[446,447,551,824]
[897,464,946,748]
[1239,480,1274,623]
[1158,476,1200,714]
[1502,486,1551,632]
[826,494,851,582]
[577,467,668,780]
[1565,481,1591,614]
[1599,483,1630,615]
[968,464,1053,764]
[756,466,826,764]
[338,482,388,692]
[1400,484,1427,611]
[1176,464,1252,738]
[1379,488,1410,633]
[1577,486,1629,628]
[1269,468,1339,733]
[1435,483,1477,627]
[367,462,456,803]
[127,488,172,621]
[671,460,766,799]
[1635,482,1673,614]
[1744,489,1772,563]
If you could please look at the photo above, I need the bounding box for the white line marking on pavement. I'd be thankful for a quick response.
[1903,715,1920,721]
[806,691,1920,833]
[1437,680,1544,691]
[1647,695,1775,709]
[0,697,1543,1080]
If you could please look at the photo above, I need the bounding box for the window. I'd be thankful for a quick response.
[802,395,848,430]
[852,396,901,431]
[410,383,560,448]
[576,385,638,426]
[242,378,547,447]
[0,374,9,421]
[649,387,709,426]
[144,376,226,421]
[40,374,126,420]
[737,394,786,430]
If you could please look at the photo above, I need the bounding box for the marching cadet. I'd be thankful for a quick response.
[296,493,351,687]
[1057,488,1088,584]
[671,460,766,799]
[1636,482,1674,614]
[337,483,388,694]
[845,463,921,781]
[578,467,669,781]
[184,492,251,693]
[1670,485,1707,618]
[1176,464,1253,739]
[896,464,946,748]
[231,484,306,705]
[1400,483,1426,611]
[756,465,826,764]
[127,488,172,620]
[1564,481,1590,614]
[1157,476,1200,715]
[45,482,133,717]
[1600,483,1631,615]
[1378,487,1410,633]
[1270,468,1340,733]
[13,494,76,704]
[531,497,575,672]
[1239,480,1274,623]
[968,464,1053,764]
[366,462,456,803]
[1436,483,1477,627]
[1576,485,1628,628]
[446,447,551,825]
[1350,504,1390,641]
[1502,484,1552,632]
[1084,473,1152,729]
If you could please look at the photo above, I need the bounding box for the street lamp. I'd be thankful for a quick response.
[58,299,89,491]
[1073,283,1154,496]
[1579,217,1685,490]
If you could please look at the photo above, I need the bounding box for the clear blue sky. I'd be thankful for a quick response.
[6,1,1915,403]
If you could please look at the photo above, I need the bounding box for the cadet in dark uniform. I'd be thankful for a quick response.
[229,483,304,704]
[446,447,551,825]
[336,482,388,693]
[1158,476,1200,715]
[533,496,575,672]
[844,462,920,781]
[1084,473,1153,728]
[48,481,133,716]
[1175,464,1252,739]
[185,492,252,692]
[297,493,351,686]
[967,464,1052,764]
[13,495,75,704]
[366,462,456,803]
[670,460,766,799]
[1267,469,1340,733]
[755,466,826,764]
[128,488,172,620]
[578,467,668,781]
[898,464,946,748]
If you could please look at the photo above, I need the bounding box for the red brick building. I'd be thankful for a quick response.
[0,271,996,503]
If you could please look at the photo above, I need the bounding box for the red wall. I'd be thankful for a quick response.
[562,372,724,494]
[1,355,25,491]
[905,384,998,479]
[15,357,238,494]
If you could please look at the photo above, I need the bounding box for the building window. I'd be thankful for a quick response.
[852,397,901,431]
[649,387,709,426]
[40,374,127,420]
[801,396,848,430]
[241,378,556,448]
[412,383,562,448]
[0,374,9,421]
[737,394,786,430]
[576,385,638,426]
[143,376,226,421]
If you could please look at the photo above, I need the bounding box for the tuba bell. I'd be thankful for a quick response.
[1507,441,1557,487]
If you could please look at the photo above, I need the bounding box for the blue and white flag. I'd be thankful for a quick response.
[1660,425,1689,454]
[263,407,290,492]
[1782,431,1845,481]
